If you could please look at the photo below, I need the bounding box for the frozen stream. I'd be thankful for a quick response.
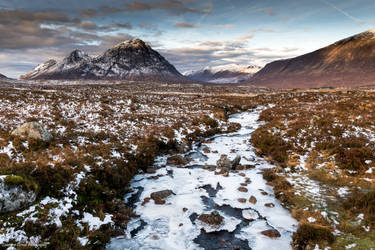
[107,107,298,250]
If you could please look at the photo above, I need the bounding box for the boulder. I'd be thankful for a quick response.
[249,196,257,204]
[150,190,174,205]
[265,203,275,208]
[261,229,281,238]
[11,122,52,142]
[0,175,37,213]
[167,155,188,166]
[238,187,248,192]
[198,211,223,226]
[216,155,232,169]
[216,154,242,170]
[238,198,247,203]
[231,155,241,168]
[176,142,190,153]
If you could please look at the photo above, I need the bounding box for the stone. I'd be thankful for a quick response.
[235,165,245,170]
[198,211,223,226]
[231,155,241,169]
[167,155,188,166]
[265,203,275,208]
[11,122,53,142]
[0,175,37,213]
[151,235,159,240]
[216,155,232,169]
[176,142,190,153]
[238,198,247,203]
[141,197,151,206]
[238,187,248,192]
[146,168,156,174]
[150,190,174,205]
[249,196,257,204]
[261,229,281,238]
[216,154,242,170]
[202,147,211,153]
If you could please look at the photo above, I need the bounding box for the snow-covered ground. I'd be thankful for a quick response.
[107,107,298,250]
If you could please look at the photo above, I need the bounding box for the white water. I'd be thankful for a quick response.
[107,107,297,250]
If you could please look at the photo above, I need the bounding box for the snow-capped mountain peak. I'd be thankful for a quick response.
[21,39,191,83]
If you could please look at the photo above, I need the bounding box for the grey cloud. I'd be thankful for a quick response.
[125,0,212,15]
[79,21,98,30]
[213,24,235,29]
[174,22,199,28]
[137,23,164,36]
[198,40,248,49]
[77,9,98,18]
[0,9,79,49]
[78,21,132,31]
[237,34,254,40]
[249,28,275,33]
[264,8,276,16]
[0,9,79,24]
[0,22,76,49]
[75,0,212,17]
[159,42,298,73]
[0,9,133,50]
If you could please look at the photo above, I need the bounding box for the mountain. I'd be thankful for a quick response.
[0,73,7,79]
[185,64,261,84]
[249,29,375,88]
[21,39,190,82]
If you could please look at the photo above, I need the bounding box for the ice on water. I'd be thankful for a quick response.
[107,107,297,250]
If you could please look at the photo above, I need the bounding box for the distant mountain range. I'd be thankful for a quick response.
[184,64,261,84]
[19,28,375,88]
[249,29,375,88]
[0,73,7,79]
[21,39,191,83]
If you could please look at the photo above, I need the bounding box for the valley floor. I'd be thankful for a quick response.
[0,80,373,249]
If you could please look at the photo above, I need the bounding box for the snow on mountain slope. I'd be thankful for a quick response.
[21,39,191,83]
[185,64,262,84]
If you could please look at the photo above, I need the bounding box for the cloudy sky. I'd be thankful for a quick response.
[1,0,375,78]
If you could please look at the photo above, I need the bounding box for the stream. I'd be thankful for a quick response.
[107,107,298,250]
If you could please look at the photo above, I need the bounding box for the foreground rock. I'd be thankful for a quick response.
[261,229,281,238]
[167,155,189,166]
[150,190,174,205]
[198,211,224,226]
[11,122,53,142]
[0,176,37,213]
[216,154,241,170]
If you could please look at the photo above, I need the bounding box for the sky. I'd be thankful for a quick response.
[0,0,375,78]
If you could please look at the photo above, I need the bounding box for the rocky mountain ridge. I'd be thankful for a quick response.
[249,28,375,88]
[22,39,191,83]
